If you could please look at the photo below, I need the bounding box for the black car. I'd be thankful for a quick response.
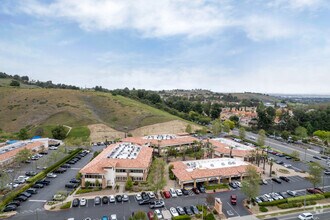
[7,201,20,207]
[279,176,290,182]
[102,196,109,204]
[65,183,78,189]
[39,151,48,155]
[285,156,292,159]
[14,195,28,202]
[272,178,282,184]
[26,188,38,194]
[3,205,17,212]
[61,164,71,168]
[70,178,81,184]
[141,192,149,200]
[313,156,321,160]
[20,192,32,198]
[181,188,189,195]
[32,183,44,188]
[25,171,37,176]
[192,188,200,194]
[67,160,76,165]
[190,205,199,214]
[115,195,122,202]
[53,168,66,174]
[197,185,206,193]
[276,160,284,165]
[72,198,80,207]
[184,206,193,215]
[36,179,50,185]
[94,196,101,205]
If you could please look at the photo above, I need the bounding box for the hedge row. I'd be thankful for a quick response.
[0,148,82,211]
[60,201,72,209]
[278,201,316,209]
[172,215,191,220]
[205,184,229,190]
[259,199,287,206]
[324,192,330,198]
[287,194,325,203]
[259,206,268,212]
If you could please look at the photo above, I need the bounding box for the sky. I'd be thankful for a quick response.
[0,0,330,94]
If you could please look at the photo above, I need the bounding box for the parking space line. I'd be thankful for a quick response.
[226,202,240,217]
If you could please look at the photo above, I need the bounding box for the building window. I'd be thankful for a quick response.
[84,174,103,179]
[130,169,143,173]
[116,169,126,173]
[131,176,143,181]
[116,176,127,181]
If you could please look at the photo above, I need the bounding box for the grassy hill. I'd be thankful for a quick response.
[0,78,39,88]
[0,87,183,139]
[231,92,279,102]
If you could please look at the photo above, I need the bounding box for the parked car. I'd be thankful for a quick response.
[148,192,155,199]
[324,170,330,175]
[36,178,50,185]
[253,197,262,203]
[141,192,149,200]
[285,156,292,159]
[110,214,117,220]
[20,192,31,198]
[170,207,179,217]
[181,188,189,195]
[102,196,109,204]
[229,182,238,189]
[65,183,78,189]
[122,194,129,202]
[46,173,57,178]
[234,181,241,188]
[287,190,297,197]
[307,188,323,194]
[70,178,81,184]
[102,216,109,220]
[147,211,154,220]
[169,188,177,197]
[298,213,314,220]
[25,171,37,176]
[72,198,80,207]
[14,195,28,202]
[26,188,38,194]
[261,179,268,185]
[230,195,237,205]
[3,205,17,212]
[32,183,44,188]
[115,195,122,203]
[7,201,20,207]
[154,209,163,219]
[313,156,321,160]
[176,206,186,215]
[279,176,290,182]
[279,192,289,199]
[139,199,151,205]
[176,189,183,196]
[61,164,71,168]
[190,205,199,214]
[109,195,115,203]
[192,188,200,194]
[80,198,87,206]
[184,206,193,215]
[94,196,101,205]
[163,191,171,198]
[150,200,165,209]
[272,178,282,184]
[135,194,142,201]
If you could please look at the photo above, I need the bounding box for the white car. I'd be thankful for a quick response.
[154,209,163,219]
[47,173,57,178]
[109,195,115,203]
[234,181,242,188]
[170,207,179,217]
[264,194,273,202]
[6,182,19,189]
[148,192,155,199]
[169,188,177,197]
[298,213,314,220]
[284,163,292,168]
[176,189,182,196]
[110,214,117,220]
[80,198,87,206]
[135,193,142,201]
[49,146,58,150]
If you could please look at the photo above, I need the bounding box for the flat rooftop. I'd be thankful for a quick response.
[213,138,253,151]
[107,143,141,159]
[143,134,176,140]
[184,158,247,172]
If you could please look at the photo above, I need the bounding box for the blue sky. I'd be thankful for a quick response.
[0,0,330,94]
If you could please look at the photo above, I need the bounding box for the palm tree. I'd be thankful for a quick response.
[248,149,256,163]
[229,146,234,158]
[208,143,215,158]
[269,158,274,177]
[157,140,161,156]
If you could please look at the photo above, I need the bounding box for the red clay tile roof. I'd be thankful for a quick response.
[171,160,261,182]
[123,136,198,148]
[80,143,153,174]
[208,140,252,157]
[0,141,44,162]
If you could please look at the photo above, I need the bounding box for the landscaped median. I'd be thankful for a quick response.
[0,148,82,212]
[205,183,229,192]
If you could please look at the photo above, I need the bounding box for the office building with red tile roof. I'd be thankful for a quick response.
[80,142,153,188]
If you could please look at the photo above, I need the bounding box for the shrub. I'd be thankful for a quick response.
[278,202,303,209]
[60,201,72,209]
[205,184,229,190]
[195,214,202,218]
[259,199,287,206]
[204,213,215,220]
[324,192,330,198]
[259,206,268,212]
[172,215,191,220]
[287,194,325,203]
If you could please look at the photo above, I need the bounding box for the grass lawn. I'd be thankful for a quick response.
[67,126,90,141]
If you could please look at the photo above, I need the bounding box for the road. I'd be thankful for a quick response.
[232,130,328,168]
[267,208,330,220]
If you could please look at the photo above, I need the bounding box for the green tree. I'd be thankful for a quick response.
[18,128,29,140]
[257,129,266,146]
[229,115,239,125]
[269,158,274,177]
[223,120,235,130]
[308,162,322,188]
[239,127,246,140]
[210,103,222,120]
[295,126,308,140]
[281,130,290,140]
[185,124,192,133]
[211,120,222,136]
[241,165,261,207]
[125,176,133,191]
[147,158,166,194]
[313,130,330,142]
[14,148,32,163]
[223,123,230,133]
[291,150,300,159]
[10,80,20,87]
[0,171,10,190]
[129,211,148,220]
[52,125,67,140]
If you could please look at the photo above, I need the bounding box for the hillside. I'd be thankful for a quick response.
[0,88,198,141]
[0,78,39,89]
[231,92,279,102]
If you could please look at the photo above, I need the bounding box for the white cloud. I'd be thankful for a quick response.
[13,0,298,41]
[268,0,324,10]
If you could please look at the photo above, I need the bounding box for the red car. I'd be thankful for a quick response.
[230,195,237,205]
[163,191,171,198]
[147,211,154,220]
[192,188,200,194]
[307,188,323,194]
